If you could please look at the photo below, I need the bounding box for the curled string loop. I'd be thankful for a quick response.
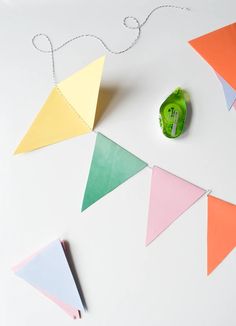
[32,5,190,84]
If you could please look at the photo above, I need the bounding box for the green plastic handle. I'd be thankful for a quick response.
[159,88,187,138]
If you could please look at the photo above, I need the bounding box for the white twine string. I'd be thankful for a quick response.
[30,5,210,194]
[31,4,190,85]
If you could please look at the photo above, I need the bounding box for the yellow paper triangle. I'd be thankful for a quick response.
[58,56,105,130]
[15,87,91,154]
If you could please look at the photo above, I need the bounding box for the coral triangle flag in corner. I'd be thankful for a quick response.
[13,240,84,319]
[81,133,147,211]
[15,56,105,153]
[208,195,236,275]
[146,167,206,246]
[189,23,236,110]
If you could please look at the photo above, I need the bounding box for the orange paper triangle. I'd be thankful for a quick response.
[208,195,236,275]
[189,23,236,90]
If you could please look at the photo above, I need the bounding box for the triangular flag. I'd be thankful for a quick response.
[15,88,91,153]
[208,195,236,275]
[81,133,147,211]
[15,56,105,153]
[146,167,206,246]
[217,74,236,110]
[14,240,84,319]
[58,56,105,130]
[189,23,236,90]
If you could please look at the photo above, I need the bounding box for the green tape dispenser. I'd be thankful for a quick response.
[159,88,188,138]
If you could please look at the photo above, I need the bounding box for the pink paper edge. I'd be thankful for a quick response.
[12,239,63,272]
[40,288,81,319]
[13,240,81,319]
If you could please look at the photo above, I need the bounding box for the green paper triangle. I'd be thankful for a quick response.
[82,133,147,211]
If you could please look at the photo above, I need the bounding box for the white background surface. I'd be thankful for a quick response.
[0,1,236,325]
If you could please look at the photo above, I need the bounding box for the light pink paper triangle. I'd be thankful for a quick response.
[40,289,81,319]
[146,167,206,246]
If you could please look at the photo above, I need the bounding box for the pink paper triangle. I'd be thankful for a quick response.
[146,167,206,246]
[40,289,81,319]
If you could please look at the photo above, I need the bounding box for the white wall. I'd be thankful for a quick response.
[0,1,236,325]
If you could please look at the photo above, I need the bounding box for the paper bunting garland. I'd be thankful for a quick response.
[13,240,84,319]
[189,22,236,110]
[15,56,105,153]
[208,195,236,275]
[146,167,206,246]
[80,135,236,276]
[81,133,147,211]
